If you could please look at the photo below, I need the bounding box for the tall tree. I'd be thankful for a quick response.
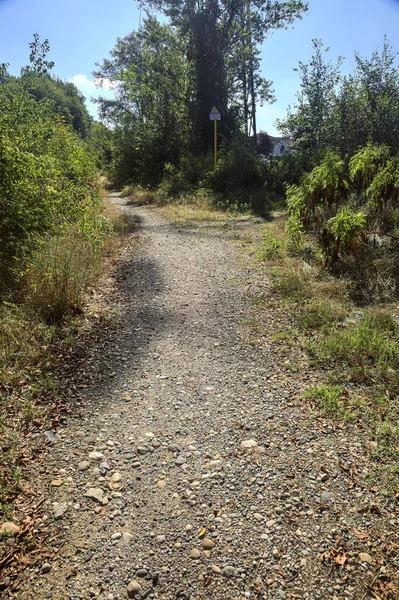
[94,16,190,184]
[145,0,308,150]
[277,39,343,152]
[279,37,399,156]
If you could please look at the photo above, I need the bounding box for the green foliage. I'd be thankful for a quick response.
[366,157,399,209]
[306,152,348,207]
[349,143,390,187]
[0,34,104,309]
[277,39,343,152]
[25,75,92,137]
[285,145,399,279]
[25,33,55,75]
[0,106,97,265]
[280,36,399,155]
[285,184,306,250]
[88,121,113,169]
[210,137,263,197]
[257,231,282,260]
[96,1,307,186]
[297,298,347,330]
[305,384,344,417]
[95,16,190,187]
[326,207,366,254]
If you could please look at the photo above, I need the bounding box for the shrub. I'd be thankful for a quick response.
[324,207,367,262]
[366,157,399,210]
[349,143,390,188]
[209,137,264,210]
[257,230,283,261]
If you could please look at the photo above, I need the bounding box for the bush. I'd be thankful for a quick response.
[257,230,283,261]
[0,96,97,263]
[209,137,264,210]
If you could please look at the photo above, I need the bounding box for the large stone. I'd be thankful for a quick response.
[127,581,141,597]
[221,565,237,578]
[89,451,104,461]
[359,552,373,564]
[123,532,134,544]
[41,563,52,574]
[0,522,20,536]
[51,479,63,487]
[240,439,258,449]
[320,491,335,504]
[78,461,90,471]
[43,431,61,442]
[84,488,105,503]
[52,502,68,519]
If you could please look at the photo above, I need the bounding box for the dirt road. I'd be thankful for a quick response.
[17,196,398,600]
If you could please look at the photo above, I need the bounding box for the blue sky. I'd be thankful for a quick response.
[1,0,399,135]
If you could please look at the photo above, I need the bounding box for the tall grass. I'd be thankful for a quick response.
[24,231,102,323]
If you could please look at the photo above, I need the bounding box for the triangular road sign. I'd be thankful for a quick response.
[209,106,221,120]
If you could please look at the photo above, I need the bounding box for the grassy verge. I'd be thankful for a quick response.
[121,185,259,227]
[0,188,138,522]
[247,213,399,491]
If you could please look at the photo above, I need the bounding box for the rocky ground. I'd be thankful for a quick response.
[5,195,399,600]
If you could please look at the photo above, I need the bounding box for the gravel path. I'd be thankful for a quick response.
[17,195,398,600]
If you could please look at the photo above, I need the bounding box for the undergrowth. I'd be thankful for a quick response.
[251,213,399,490]
[122,185,253,225]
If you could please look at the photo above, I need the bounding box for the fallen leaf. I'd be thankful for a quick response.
[353,528,369,540]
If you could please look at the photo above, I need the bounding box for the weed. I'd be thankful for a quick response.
[250,297,265,307]
[272,263,314,301]
[312,310,399,385]
[271,329,299,345]
[257,231,283,261]
[305,384,351,418]
[297,298,347,330]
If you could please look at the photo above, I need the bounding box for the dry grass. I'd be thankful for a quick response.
[159,202,233,224]
[24,232,102,323]
[122,185,154,205]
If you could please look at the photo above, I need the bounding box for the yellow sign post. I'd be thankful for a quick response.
[209,106,221,170]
